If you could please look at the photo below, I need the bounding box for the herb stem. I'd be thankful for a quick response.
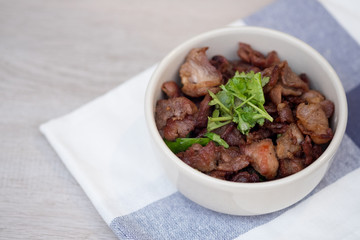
[232,93,273,122]
[209,116,233,122]
[246,101,273,122]
[235,95,255,109]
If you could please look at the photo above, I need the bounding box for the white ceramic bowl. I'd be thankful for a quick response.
[144,27,347,215]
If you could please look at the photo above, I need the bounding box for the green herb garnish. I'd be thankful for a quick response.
[164,132,229,154]
[207,71,273,135]
[204,132,229,148]
[164,138,211,154]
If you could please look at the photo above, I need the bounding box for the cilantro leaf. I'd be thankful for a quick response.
[204,132,229,148]
[207,71,273,135]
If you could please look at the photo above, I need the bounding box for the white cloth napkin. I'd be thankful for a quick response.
[40,0,360,239]
[236,167,360,240]
[40,65,176,222]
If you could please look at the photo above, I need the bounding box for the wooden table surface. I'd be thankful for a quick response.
[0,0,274,239]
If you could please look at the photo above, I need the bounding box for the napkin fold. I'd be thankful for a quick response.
[40,0,360,239]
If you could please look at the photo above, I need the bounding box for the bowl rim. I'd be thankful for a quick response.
[145,26,348,190]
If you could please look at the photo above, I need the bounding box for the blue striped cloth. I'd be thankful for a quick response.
[40,0,360,239]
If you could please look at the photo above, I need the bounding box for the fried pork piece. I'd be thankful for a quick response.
[262,64,280,93]
[207,170,228,180]
[155,97,198,139]
[264,121,289,134]
[301,90,325,104]
[177,142,250,173]
[280,61,309,92]
[277,158,305,178]
[244,139,279,179]
[232,60,261,73]
[277,101,295,123]
[195,93,212,128]
[161,81,181,98]
[237,42,280,69]
[246,128,272,144]
[301,135,324,166]
[319,100,335,118]
[231,169,261,183]
[301,90,335,118]
[296,102,333,144]
[269,83,305,105]
[177,141,218,172]
[210,55,261,82]
[180,47,222,97]
[276,123,304,160]
[213,123,245,146]
[210,55,235,82]
[266,61,309,105]
[217,147,250,172]
[163,115,196,141]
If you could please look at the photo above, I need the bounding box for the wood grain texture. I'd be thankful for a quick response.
[0,0,274,239]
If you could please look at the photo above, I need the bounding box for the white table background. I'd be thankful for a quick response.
[0,0,274,239]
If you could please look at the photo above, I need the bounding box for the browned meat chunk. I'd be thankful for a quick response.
[266,51,281,67]
[301,135,314,166]
[301,135,313,165]
[301,135,324,166]
[277,102,294,123]
[299,73,310,85]
[195,93,212,128]
[163,116,196,141]
[280,61,309,92]
[269,82,305,105]
[262,64,280,93]
[286,96,305,105]
[319,100,335,118]
[276,123,304,159]
[217,147,250,172]
[301,90,325,104]
[207,170,228,180]
[296,103,333,144]
[301,90,334,118]
[210,55,235,81]
[179,142,250,175]
[246,128,272,143]
[237,43,259,63]
[264,102,278,114]
[210,55,230,72]
[278,158,305,178]
[268,84,282,105]
[213,123,245,146]
[155,97,198,138]
[244,139,279,179]
[177,141,217,172]
[264,121,289,134]
[237,43,280,69]
[180,47,222,97]
[232,60,261,74]
[231,170,261,183]
[281,85,304,96]
[161,81,181,98]
[268,61,309,105]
